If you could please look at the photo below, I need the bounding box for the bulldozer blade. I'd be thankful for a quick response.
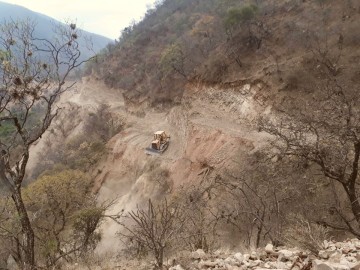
[145,147,161,155]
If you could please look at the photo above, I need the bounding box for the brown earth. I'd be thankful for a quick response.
[26,74,273,253]
[75,78,272,253]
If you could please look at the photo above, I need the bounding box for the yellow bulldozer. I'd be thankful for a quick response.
[145,131,170,155]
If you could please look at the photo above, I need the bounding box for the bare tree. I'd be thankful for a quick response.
[0,19,93,269]
[120,199,186,269]
[177,181,222,252]
[214,161,294,249]
[259,77,360,237]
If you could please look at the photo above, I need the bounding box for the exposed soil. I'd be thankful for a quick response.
[73,79,272,253]
[26,73,273,254]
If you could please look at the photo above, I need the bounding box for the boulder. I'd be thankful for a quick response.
[328,251,342,264]
[250,251,259,260]
[351,262,360,270]
[313,260,335,270]
[233,252,244,263]
[265,243,274,253]
[169,265,185,270]
[319,250,330,259]
[278,250,294,262]
[248,259,262,268]
[224,256,239,266]
[198,260,218,268]
[192,249,207,260]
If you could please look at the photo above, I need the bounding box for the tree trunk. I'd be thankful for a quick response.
[12,189,35,270]
[345,185,360,226]
[156,248,164,269]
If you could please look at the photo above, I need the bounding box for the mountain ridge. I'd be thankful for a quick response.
[0,1,112,54]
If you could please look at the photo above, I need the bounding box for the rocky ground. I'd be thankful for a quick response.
[168,239,360,270]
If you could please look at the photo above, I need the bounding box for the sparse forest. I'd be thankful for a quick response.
[1,0,360,269]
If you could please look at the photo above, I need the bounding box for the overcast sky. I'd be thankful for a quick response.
[1,0,158,40]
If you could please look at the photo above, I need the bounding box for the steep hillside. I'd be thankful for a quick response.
[0,1,112,57]
[16,0,360,268]
[82,0,360,256]
[91,0,360,112]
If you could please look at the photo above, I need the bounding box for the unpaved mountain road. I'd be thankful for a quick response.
[27,77,270,253]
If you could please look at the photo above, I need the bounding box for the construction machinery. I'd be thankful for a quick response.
[145,131,170,155]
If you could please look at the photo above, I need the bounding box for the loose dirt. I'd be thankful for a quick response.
[27,76,271,253]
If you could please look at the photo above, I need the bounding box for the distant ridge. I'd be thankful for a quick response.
[0,1,112,56]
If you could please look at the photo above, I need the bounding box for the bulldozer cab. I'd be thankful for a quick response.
[154,131,167,142]
[151,139,160,150]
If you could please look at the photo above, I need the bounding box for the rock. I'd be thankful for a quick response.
[215,258,225,267]
[233,252,244,263]
[355,253,360,262]
[346,256,357,263]
[351,262,360,270]
[332,264,350,270]
[324,240,330,249]
[180,239,360,270]
[336,243,343,249]
[248,259,262,268]
[319,250,330,259]
[192,249,206,260]
[353,240,360,250]
[243,260,250,268]
[265,243,274,253]
[225,265,242,270]
[259,251,268,261]
[214,250,225,257]
[278,249,293,260]
[275,261,288,269]
[329,251,342,263]
[225,256,240,267]
[340,258,352,267]
[169,265,184,270]
[198,260,217,268]
[250,251,259,260]
[313,260,335,270]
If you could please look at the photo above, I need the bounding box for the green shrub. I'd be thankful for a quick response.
[224,5,258,29]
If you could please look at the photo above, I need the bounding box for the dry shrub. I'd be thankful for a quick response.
[284,67,317,93]
[198,54,229,83]
[147,160,173,194]
[283,214,329,254]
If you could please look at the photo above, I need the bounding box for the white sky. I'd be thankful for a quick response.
[1,0,158,40]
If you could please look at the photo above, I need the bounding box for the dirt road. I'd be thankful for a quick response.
[26,77,270,253]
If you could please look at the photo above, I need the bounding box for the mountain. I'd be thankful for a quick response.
[2,0,360,268]
[0,1,112,55]
[84,0,360,255]
[91,0,360,110]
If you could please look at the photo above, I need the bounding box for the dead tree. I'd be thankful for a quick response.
[0,19,93,269]
[259,79,360,237]
[120,199,186,269]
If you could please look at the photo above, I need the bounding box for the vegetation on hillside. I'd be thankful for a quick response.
[1,0,360,268]
[0,19,122,269]
[88,0,269,106]
[89,0,360,111]
[86,0,360,267]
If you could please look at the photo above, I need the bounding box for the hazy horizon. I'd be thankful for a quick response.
[0,0,157,39]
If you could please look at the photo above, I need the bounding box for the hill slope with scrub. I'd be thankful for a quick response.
[91,0,360,112]
[84,0,360,261]
[6,0,360,268]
